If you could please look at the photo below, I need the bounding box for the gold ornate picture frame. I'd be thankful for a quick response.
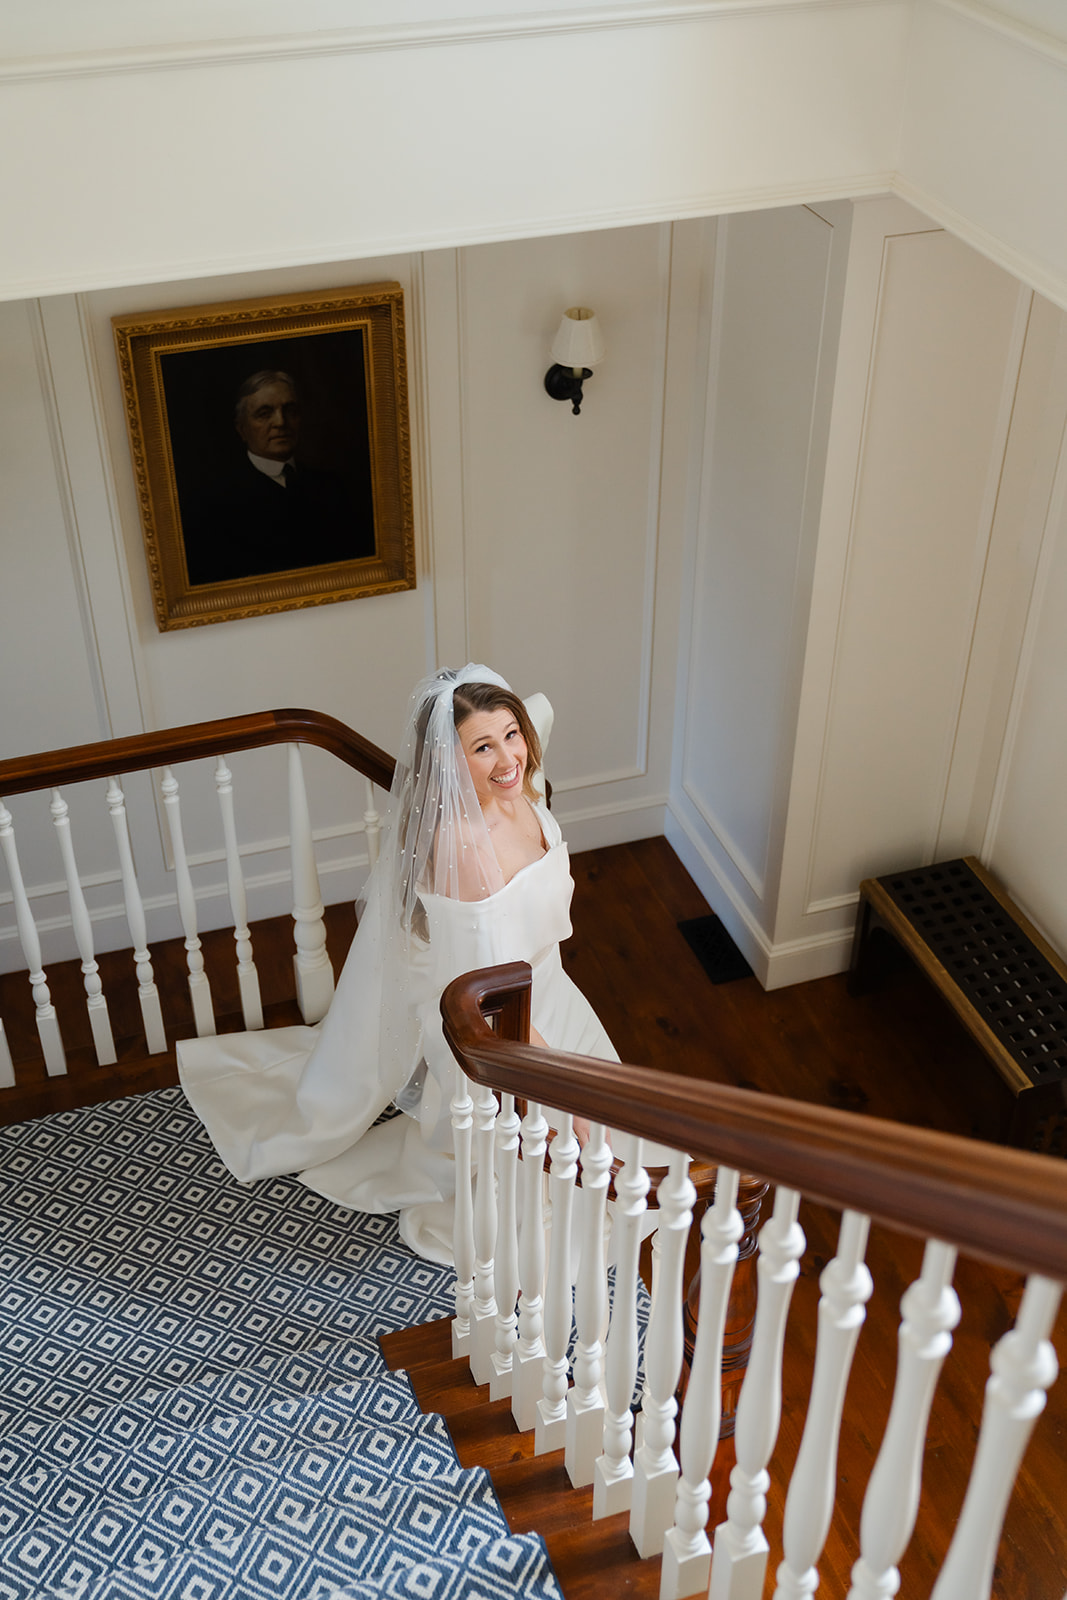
[113,282,415,631]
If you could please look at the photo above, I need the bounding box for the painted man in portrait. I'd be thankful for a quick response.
[181,369,375,586]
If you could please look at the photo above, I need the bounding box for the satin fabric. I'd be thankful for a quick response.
[177,804,618,1262]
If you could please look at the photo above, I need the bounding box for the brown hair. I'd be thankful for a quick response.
[452,680,543,801]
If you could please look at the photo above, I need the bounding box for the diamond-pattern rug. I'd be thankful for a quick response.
[0,1090,561,1600]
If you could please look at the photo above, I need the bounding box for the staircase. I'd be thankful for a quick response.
[0,711,1065,1600]
[0,1087,562,1600]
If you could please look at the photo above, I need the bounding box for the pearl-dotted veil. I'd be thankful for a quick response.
[359,664,511,1108]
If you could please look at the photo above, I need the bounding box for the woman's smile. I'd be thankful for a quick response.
[457,707,528,807]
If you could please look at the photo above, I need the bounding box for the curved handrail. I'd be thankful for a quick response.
[441,962,1067,1283]
[0,708,396,797]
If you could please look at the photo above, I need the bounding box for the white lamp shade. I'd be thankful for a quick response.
[550,306,605,369]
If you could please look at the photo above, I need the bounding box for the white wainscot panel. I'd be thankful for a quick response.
[0,300,105,759]
[986,474,1067,955]
[681,205,837,906]
[460,225,669,803]
[808,229,1025,908]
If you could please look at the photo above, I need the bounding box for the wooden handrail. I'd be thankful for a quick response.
[0,708,396,797]
[441,963,1067,1283]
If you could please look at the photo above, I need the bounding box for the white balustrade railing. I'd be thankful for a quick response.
[214,756,263,1031]
[536,1112,578,1455]
[287,743,334,1025]
[566,1119,610,1487]
[1,734,388,1085]
[593,1133,648,1520]
[848,1239,960,1600]
[50,787,116,1066]
[470,1079,500,1385]
[0,798,66,1076]
[931,1272,1062,1600]
[443,1051,1064,1600]
[661,1166,742,1600]
[160,765,215,1039]
[512,1097,548,1430]
[450,1057,475,1362]
[631,1148,695,1559]
[490,1090,521,1400]
[106,776,167,1055]
[710,1184,805,1600]
[774,1208,873,1600]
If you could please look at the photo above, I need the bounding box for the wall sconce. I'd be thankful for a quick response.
[544,306,605,415]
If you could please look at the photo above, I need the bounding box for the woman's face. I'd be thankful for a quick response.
[457,707,528,806]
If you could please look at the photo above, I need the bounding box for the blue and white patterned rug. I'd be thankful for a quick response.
[0,1089,562,1600]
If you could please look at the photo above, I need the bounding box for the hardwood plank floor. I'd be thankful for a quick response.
[0,836,1062,1597]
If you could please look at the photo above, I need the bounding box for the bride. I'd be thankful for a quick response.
[178,664,618,1263]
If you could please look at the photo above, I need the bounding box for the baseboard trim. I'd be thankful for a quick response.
[664,806,854,989]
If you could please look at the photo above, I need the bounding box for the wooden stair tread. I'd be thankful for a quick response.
[381,1318,662,1600]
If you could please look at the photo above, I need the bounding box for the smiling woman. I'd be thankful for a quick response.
[176,663,618,1264]
[451,681,546,896]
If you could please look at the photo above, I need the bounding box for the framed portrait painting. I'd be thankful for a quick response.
[113,282,415,631]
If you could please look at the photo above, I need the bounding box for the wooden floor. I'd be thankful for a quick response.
[0,836,1063,1597]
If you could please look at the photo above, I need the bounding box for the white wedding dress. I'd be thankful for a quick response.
[177,802,618,1263]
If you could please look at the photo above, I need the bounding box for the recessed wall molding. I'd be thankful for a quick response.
[680,780,767,901]
[0,0,907,84]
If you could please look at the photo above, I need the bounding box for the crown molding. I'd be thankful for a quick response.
[926,0,1067,65]
[0,0,904,84]
[891,174,1067,315]
[0,173,893,306]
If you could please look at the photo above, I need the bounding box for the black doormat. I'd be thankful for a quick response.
[678,914,754,984]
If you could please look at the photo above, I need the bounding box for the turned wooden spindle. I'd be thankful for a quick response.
[680,1172,770,1435]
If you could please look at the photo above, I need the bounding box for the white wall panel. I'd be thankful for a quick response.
[0,5,908,302]
[667,204,849,967]
[681,207,839,899]
[459,225,676,838]
[806,228,1024,906]
[982,320,1067,950]
[987,473,1067,953]
[0,302,105,761]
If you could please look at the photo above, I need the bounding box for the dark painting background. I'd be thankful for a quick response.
[159,327,376,581]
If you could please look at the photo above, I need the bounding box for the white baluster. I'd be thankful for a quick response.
[490,1090,521,1400]
[710,1186,806,1600]
[287,743,334,1024]
[451,1061,475,1361]
[50,788,116,1066]
[0,799,65,1075]
[594,1135,649,1519]
[363,776,382,866]
[0,1022,12,1089]
[848,1240,960,1600]
[661,1166,742,1598]
[512,1098,549,1431]
[160,766,215,1038]
[470,1081,500,1385]
[932,1273,1062,1600]
[631,1149,696,1559]
[106,777,166,1055]
[536,1110,578,1455]
[566,1120,611,1487]
[773,1209,874,1600]
[214,756,263,1030]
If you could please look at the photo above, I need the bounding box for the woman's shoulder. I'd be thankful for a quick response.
[531,797,562,847]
